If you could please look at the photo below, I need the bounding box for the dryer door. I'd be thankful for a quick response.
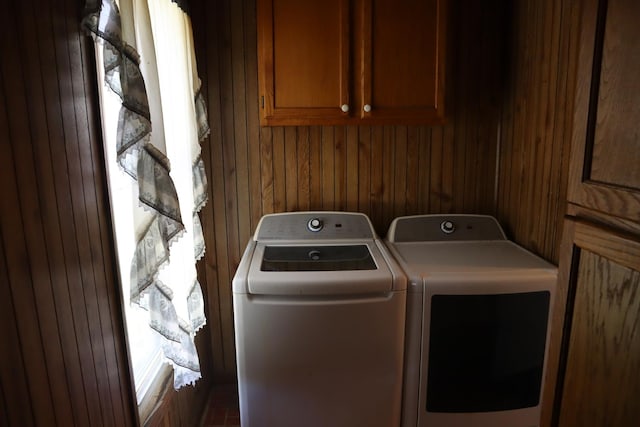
[418,272,555,427]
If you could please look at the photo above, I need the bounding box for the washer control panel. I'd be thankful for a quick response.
[255,212,375,241]
[307,218,324,232]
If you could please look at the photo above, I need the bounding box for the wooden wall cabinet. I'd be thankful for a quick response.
[257,0,446,126]
[546,0,640,425]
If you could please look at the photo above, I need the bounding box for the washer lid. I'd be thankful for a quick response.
[247,242,394,295]
[261,244,377,272]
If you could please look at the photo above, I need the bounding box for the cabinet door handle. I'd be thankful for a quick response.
[363,104,372,113]
[341,104,349,113]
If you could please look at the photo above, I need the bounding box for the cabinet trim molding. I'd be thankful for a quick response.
[572,219,640,272]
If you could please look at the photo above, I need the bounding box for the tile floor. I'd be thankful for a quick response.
[202,384,241,426]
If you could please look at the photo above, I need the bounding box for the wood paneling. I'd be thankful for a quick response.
[191,0,505,378]
[496,0,582,263]
[0,0,137,425]
[0,0,599,414]
[0,0,212,425]
[494,4,590,423]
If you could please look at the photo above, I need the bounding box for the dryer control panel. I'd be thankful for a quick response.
[387,215,507,242]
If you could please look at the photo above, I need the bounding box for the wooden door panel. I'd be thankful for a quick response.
[258,0,350,125]
[370,0,438,108]
[273,0,344,108]
[362,0,445,123]
[568,0,640,219]
[559,250,640,427]
[590,0,640,189]
[554,219,640,427]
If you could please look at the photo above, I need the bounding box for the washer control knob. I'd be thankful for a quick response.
[307,218,324,232]
[440,220,455,234]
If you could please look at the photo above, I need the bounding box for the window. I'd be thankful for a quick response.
[83,0,210,410]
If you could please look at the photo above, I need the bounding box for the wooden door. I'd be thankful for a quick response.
[553,219,640,427]
[257,0,351,126]
[568,0,640,220]
[360,0,446,124]
[547,1,640,425]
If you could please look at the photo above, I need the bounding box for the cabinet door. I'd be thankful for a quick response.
[360,0,446,124]
[568,0,640,219]
[551,219,640,427]
[257,0,350,126]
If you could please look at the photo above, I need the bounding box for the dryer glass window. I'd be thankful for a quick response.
[426,291,550,413]
[261,245,377,271]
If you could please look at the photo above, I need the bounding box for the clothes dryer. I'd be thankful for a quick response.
[385,215,556,427]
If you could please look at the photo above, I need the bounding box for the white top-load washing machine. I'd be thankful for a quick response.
[385,215,557,427]
[233,211,407,427]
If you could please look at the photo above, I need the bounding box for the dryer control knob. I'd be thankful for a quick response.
[307,218,324,232]
[441,220,455,234]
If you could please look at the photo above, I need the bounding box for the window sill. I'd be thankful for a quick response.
[139,363,173,426]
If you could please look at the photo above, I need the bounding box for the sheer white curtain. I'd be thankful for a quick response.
[83,0,209,397]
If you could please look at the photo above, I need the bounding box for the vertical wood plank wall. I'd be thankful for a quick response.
[0,0,213,426]
[191,0,508,378]
[0,0,585,419]
[0,0,137,425]
[495,0,581,264]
